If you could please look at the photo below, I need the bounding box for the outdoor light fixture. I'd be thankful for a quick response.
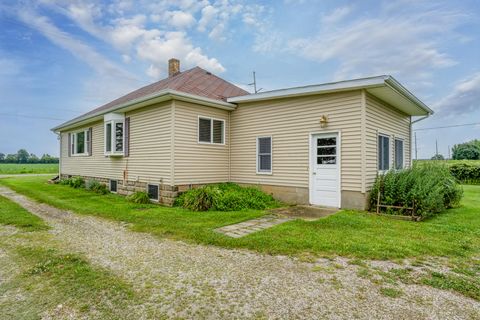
[319,115,328,128]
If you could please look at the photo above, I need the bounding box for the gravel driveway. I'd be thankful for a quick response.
[1,186,479,319]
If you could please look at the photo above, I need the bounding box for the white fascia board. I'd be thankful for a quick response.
[227,76,388,103]
[51,89,236,132]
[227,75,433,116]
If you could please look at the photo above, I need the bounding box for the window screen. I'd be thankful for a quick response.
[147,184,159,201]
[378,135,390,171]
[75,131,85,154]
[199,118,211,143]
[110,180,117,193]
[115,122,124,152]
[395,139,404,170]
[257,137,272,172]
[105,123,112,152]
[212,120,224,144]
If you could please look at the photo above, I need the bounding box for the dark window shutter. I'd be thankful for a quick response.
[88,127,93,156]
[68,133,71,157]
[125,117,130,157]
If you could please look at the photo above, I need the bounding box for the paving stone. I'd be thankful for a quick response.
[216,215,293,238]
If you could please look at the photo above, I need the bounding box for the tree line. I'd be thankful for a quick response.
[0,149,59,164]
[452,139,480,160]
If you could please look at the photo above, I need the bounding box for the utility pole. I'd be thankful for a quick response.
[435,140,438,156]
[448,145,451,159]
[248,71,262,93]
[414,132,418,160]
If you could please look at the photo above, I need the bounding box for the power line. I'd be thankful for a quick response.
[0,113,66,121]
[413,122,480,131]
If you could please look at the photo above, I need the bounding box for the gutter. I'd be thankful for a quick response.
[51,89,236,133]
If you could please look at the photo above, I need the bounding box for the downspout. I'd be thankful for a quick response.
[228,110,231,182]
[410,114,431,164]
[56,132,61,178]
[411,114,430,124]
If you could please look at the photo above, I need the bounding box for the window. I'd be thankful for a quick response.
[257,136,272,173]
[104,120,124,155]
[71,130,89,156]
[109,180,117,193]
[378,134,390,171]
[147,184,159,201]
[317,137,337,164]
[395,138,404,170]
[198,117,224,144]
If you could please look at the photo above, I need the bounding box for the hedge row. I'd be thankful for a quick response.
[449,163,480,184]
[370,164,463,218]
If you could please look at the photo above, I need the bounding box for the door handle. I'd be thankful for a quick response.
[313,171,317,175]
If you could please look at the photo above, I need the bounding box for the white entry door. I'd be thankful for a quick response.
[310,133,340,207]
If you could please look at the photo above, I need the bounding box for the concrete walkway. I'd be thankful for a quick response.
[215,215,293,238]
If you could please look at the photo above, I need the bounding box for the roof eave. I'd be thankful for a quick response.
[51,89,236,132]
[227,75,433,117]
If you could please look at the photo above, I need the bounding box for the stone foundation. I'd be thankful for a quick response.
[60,174,178,206]
[59,175,368,210]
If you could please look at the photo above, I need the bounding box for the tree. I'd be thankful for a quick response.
[431,154,445,160]
[5,154,17,163]
[16,149,29,163]
[452,142,480,160]
[28,153,40,163]
[0,153,4,163]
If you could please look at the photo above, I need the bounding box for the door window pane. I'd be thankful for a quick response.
[318,147,336,155]
[317,137,336,146]
[318,156,336,164]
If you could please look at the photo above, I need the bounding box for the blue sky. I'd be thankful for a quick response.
[0,0,479,158]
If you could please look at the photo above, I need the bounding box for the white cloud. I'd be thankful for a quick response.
[321,5,352,25]
[285,2,464,84]
[435,72,480,115]
[137,31,225,78]
[198,5,219,32]
[165,10,196,29]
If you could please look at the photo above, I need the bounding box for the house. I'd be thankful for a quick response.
[52,58,433,209]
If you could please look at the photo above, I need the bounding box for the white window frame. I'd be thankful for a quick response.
[104,120,125,156]
[394,137,405,170]
[256,136,272,175]
[71,129,89,156]
[197,116,225,145]
[147,183,159,202]
[378,133,390,173]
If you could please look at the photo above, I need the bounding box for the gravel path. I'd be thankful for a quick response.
[1,186,479,319]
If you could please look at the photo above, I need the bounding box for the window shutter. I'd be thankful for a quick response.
[124,117,130,157]
[68,133,71,157]
[88,127,93,156]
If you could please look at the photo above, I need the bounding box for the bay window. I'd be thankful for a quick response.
[104,113,125,156]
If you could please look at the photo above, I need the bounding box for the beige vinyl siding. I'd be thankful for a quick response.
[60,102,173,185]
[173,100,230,185]
[230,91,362,191]
[365,93,411,189]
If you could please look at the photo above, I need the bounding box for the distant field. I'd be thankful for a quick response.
[414,159,480,166]
[0,163,58,174]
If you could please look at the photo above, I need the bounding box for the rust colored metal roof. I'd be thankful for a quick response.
[75,67,249,120]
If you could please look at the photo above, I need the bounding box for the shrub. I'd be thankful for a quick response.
[175,183,280,212]
[452,142,480,160]
[59,177,85,189]
[85,180,109,195]
[69,177,85,189]
[449,163,480,184]
[126,191,151,204]
[370,164,463,218]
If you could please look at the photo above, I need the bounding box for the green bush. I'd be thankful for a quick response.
[59,177,85,189]
[370,164,463,218]
[449,163,480,184]
[126,191,151,204]
[175,183,280,212]
[85,180,109,195]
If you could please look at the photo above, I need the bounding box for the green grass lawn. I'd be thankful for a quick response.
[0,163,58,174]
[0,176,479,261]
[0,195,49,231]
